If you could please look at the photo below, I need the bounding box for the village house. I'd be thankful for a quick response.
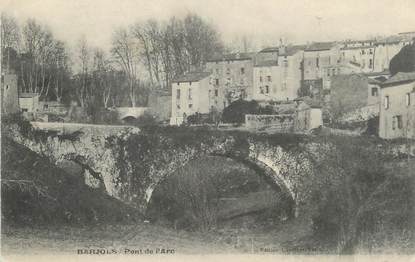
[1,74,20,115]
[205,52,255,106]
[252,45,304,101]
[329,73,382,120]
[379,72,415,139]
[294,97,323,131]
[170,71,212,126]
[340,40,377,73]
[19,92,40,113]
[302,42,342,95]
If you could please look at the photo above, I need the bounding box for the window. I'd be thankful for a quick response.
[267,76,272,82]
[406,93,411,106]
[226,68,230,74]
[188,104,193,109]
[362,50,365,55]
[369,49,373,54]
[215,89,218,97]
[6,85,9,90]
[371,87,378,97]
[241,67,245,75]
[189,81,192,85]
[369,59,373,69]
[215,68,219,74]
[188,88,192,100]
[177,82,180,86]
[316,57,319,67]
[259,76,263,82]
[384,95,389,109]
[176,89,181,99]
[327,69,330,77]
[215,79,219,85]
[177,104,181,110]
[396,115,403,129]
[332,68,336,76]
[265,85,269,94]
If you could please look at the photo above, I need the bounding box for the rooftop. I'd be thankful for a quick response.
[206,52,256,62]
[381,71,415,87]
[254,60,278,67]
[304,42,337,52]
[363,69,390,77]
[171,71,211,83]
[259,45,306,56]
[19,93,39,98]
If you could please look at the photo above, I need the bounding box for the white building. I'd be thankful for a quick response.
[170,72,212,125]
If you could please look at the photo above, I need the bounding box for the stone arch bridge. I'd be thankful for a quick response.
[10,122,317,217]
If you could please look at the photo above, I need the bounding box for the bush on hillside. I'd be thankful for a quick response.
[222,100,260,124]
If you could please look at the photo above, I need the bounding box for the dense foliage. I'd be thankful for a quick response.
[222,100,276,124]
[390,43,415,75]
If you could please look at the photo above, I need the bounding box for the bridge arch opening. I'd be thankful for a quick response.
[145,155,295,232]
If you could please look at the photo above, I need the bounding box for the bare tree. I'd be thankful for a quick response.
[75,35,91,107]
[1,12,20,73]
[111,27,140,107]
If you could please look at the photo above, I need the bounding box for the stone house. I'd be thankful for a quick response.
[302,42,341,94]
[19,93,40,113]
[294,98,323,131]
[252,45,304,101]
[379,72,415,139]
[38,101,67,115]
[329,73,382,120]
[1,74,19,115]
[205,52,255,105]
[340,40,377,73]
[170,72,212,125]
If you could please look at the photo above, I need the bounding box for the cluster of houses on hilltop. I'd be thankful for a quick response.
[170,32,415,139]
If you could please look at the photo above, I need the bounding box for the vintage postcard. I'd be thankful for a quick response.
[1,0,414,261]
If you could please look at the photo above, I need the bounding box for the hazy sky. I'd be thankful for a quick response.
[2,0,415,51]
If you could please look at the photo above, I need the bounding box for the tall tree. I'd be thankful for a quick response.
[75,35,91,107]
[111,27,141,107]
[1,12,20,73]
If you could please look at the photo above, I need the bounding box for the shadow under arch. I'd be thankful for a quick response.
[145,152,297,220]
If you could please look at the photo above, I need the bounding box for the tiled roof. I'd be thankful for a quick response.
[367,78,382,85]
[19,93,39,98]
[341,45,374,50]
[206,52,256,62]
[259,45,305,56]
[254,60,278,67]
[280,45,306,56]
[305,42,337,51]
[363,69,390,77]
[259,47,279,53]
[381,71,415,87]
[171,71,211,83]
[295,96,323,108]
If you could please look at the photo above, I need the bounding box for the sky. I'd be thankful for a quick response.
[2,0,415,52]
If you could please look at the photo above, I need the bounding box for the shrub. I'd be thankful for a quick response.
[222,100,260,124]
[135,111,158,127]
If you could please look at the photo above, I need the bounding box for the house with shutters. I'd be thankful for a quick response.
[379,72,415,139]
[170,71,213,126]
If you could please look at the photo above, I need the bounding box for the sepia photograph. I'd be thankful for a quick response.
[1,0,414,261]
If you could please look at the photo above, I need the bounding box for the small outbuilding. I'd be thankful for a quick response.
[294,97,323,131]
